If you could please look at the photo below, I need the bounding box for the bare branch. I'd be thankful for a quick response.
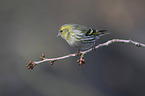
[26,39,145,69]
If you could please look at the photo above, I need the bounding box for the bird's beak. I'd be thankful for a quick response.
[57,32,60,37]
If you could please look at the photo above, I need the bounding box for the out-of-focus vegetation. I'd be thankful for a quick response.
[0,0,145,96]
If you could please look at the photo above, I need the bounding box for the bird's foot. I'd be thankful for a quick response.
[92,45,96,51]
[75,49,81,56]
[92,44,96,51]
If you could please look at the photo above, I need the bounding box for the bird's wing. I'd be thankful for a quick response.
[72,24,108,36]
[85,28,108,36]
[72,24,90,34]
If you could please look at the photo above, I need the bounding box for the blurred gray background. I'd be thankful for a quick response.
[1,0,145,96]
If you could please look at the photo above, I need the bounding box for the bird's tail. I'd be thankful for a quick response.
[86,29,109,36]
[92,29,110,36]
[98,30,108,34]
[97,30,110,37]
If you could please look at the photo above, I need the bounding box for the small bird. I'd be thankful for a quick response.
[57,24,108,54]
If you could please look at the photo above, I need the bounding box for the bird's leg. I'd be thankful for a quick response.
[75,48,81,56]
[92,42,96,50]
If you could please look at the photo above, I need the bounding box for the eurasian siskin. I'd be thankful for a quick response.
[57,24,108,52]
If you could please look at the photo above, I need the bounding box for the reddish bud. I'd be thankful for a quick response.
[26,61,36,70]
[28,66,31,69]
[40,57,44,60]
[50,61,54,65]
[77,60,80,63]
[42,53,45,57]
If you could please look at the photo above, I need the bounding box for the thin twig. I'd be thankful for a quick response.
[26,39,145,69]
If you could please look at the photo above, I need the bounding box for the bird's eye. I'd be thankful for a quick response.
[60,30,63,32]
